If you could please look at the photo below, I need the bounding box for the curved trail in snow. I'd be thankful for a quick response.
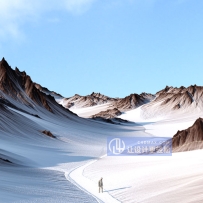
[66,155,121,203]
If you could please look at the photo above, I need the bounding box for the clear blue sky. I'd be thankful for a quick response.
[0,0,203,98]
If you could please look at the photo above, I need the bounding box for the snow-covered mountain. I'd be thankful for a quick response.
[60,92,116,108]
[141,85,203,119]
[1,58,203,202]
[64,84,203,120]
[0,58,108,202]
[60,91,155,118]
[62,92,155,110]
[115,92,155,110]
[173,117,203,152]
[0,57,73,116]
[34,82,63,100]
[91,108,122,119]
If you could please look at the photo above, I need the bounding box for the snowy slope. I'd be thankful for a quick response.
[81,110,203,203]
[84,150,203,203]
[69,103,113,118]
[140,85,203,119]
[1,58,203,203]
[1,101,148,202]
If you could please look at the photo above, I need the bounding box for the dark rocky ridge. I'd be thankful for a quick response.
[90,93,154,118]
[62,91,154,118]
[141,85,203,119]
[0,58,51,111]
[172,118,203,152]
[91,108,122,119]
[34,83,63,98]
[62,92,117,108]
[41,130,56,138]
[63,92,154,111]
[115,93,155,110]
[155,85,203,110]
[0,58,72,115]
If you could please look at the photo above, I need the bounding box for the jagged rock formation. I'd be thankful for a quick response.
[141,85,203,119]
[115,93,155,110]
[60,92,117,108]
[91,108,122,119]
[61,91,155,118]
[34,83,63,99]
[0,58,73,115]
[41,130,56,138]
[172,118,203,152]
[155,85,203,109]
[62,92,154,110]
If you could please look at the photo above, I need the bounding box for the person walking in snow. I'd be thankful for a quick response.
[98,177,103,193]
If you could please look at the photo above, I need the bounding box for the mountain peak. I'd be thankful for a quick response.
[0,59,62,113]
[173,117,203,152]
[0,57,10,69]
[15,67,26,76]
[90,92,101,96]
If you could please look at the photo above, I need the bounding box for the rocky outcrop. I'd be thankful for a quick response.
[155,85,202,110]
[41,130,56,138]
[0,58,73,115]
[91,108,122,119]
[172,118,203,152]
[34,83,63,98]
[62,91,155,111]
[61,91,155,119]
[0,58,52,111]
[115,93,155,110]
[141,85,203,119]
[61,92,116,108]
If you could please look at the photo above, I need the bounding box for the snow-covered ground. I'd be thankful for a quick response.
[1,99,203,202]
[118,106,199,137]
[68,105,203,203]
[84,150,203,203]
[69,103,113,118]
[0,102,145,202]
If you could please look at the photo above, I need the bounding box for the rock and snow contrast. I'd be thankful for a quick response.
[60,92,155,118]
[1,58,203,202]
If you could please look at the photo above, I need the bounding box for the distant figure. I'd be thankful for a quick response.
[98,177,103,193]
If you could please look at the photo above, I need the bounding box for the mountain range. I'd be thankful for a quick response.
[0,57,203,154]
[1,58,203,202]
